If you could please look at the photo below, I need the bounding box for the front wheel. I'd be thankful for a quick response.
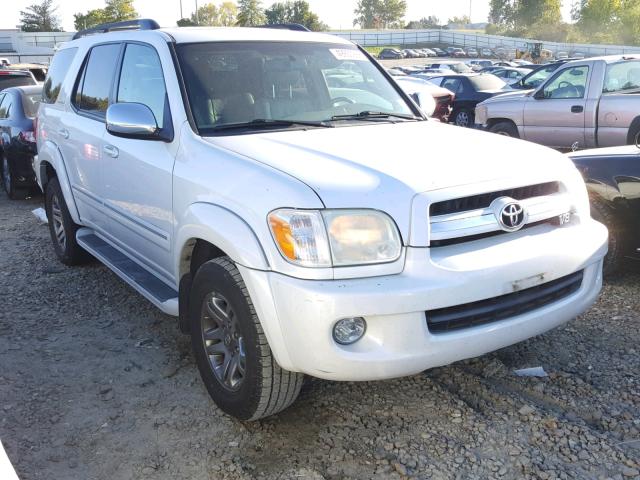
[453,109,474,128]
[190,257,303,420]
[489,121,520,138]
[590,199,626,277]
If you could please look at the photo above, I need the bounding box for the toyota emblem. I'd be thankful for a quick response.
[490,197,527,232]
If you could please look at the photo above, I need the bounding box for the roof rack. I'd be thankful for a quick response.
[72,19,160,40]
[257,23,311,32]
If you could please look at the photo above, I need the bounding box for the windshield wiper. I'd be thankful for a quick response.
[330,111,421,122]
[211,118,332,132]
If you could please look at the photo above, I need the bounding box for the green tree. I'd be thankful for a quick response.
[488,0,516,28]
[74,0,137,31]
[177,17,198,26]
[354,0,406,28]
[447,14,470,25]
[192,3,220,25]
[236,0,266,26]
[406,15,440,29]
[265,1,327,30]
[20,0,62,32]
[103,0,138,22]
[219,1,239,26]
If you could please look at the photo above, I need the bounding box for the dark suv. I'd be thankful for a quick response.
[378,48,404,60]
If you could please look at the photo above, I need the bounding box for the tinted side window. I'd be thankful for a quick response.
[75,43,121,117]
[116,43,167,128]
[0,93,13,119]
[43,47,77,104]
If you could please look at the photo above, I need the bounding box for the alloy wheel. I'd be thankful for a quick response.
[51,194,66,250]
[200,292,246,391]
[455,111,470,127]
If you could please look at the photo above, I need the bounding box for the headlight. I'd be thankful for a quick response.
[268,209,402,268]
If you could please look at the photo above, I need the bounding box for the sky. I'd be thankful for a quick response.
[1,0,574,31]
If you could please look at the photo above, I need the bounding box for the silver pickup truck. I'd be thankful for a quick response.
[475,55,640,149]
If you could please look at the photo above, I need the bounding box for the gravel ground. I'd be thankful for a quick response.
[0,190,639,480]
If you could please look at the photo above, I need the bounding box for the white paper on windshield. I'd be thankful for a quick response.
[329,48,367,62]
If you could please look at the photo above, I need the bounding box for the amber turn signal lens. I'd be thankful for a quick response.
[269,215,296,260]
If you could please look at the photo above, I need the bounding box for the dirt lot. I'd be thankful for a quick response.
[0,190,639,480]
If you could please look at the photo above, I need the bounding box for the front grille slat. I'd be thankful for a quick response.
[426,270,584,333]
[430,182,560,217]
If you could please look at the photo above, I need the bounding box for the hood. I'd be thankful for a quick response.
[481,89,533,103]
[207,121,574,238]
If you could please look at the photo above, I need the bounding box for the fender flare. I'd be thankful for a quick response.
[175,202,270,277]
[36,140,82,224]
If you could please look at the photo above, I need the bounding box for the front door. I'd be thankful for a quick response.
[523,65,590,149]
[100,42,177,282]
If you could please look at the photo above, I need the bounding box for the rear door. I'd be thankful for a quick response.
[100,41,177,281]
[56,42,122,229]
[523,65,591,149]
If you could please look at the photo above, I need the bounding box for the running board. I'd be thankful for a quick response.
[76,229,179,316]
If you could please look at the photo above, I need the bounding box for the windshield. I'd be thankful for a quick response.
[176,41,416,133]
[603,60,640,93]
[468,74,506,90]
[522,66,556,89]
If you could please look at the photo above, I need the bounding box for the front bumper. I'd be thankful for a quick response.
[239,219,607,381]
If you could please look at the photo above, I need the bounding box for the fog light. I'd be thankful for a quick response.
[332,317,366,345]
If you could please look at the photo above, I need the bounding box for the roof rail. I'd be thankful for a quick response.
[257,23,311,32]
[72,18,160,40]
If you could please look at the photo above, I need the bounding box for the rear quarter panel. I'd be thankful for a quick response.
[597,95,640,147]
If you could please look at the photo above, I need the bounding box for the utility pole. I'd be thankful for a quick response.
[195,0,199,24]
[179,0,183,19]
[469,0,472,23]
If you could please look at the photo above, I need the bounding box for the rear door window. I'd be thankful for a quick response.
[74,43,121,118]
[603,60,640,93]
[0,93,13,119]
[42,47,77,104]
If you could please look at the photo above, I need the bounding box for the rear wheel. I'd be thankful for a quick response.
[489,121,520,138]
[44,177,92,265]
[1,155,28,200]
[626,122,640,146]
[453,109,474,128]
[190,257,303,420]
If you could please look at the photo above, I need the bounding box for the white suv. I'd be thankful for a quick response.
[36,20,608,420]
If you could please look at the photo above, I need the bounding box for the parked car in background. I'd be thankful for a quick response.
[556,51,569,60]
[572,52,586,59]
[393,75,454,121]
[451,48,466,58]
[481,48,493,57]
[8,63,48,83]
[427,73,508,127]
[0,85,40,199]
[421,48,437,57]
[36,20,607,421]
[490,67,530,83]
[479,65,510,74]
[378,48,404,59]
[468,60,494,71]
[466,48,479,57]
[403,49,422,58]
[426,61,473,74]
[391,65,425,75]
[0,58,10,67]
[476,56,640,149]
[509,62,566,90]
[0,70,37,92]
[432,47,447,57]
[569,145,640,275]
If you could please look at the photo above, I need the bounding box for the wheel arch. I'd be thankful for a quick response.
[36,141,81,224]
[626,116,640,145]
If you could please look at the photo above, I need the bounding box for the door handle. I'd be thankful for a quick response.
[58,128,69,139]
[571,105,584,113]
[103,145,119,158]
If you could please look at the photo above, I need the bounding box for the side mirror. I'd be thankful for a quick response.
[106,103,159,139]
[410,92,436,117]
[533,89,546,100]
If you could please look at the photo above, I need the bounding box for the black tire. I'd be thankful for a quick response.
[590,199,625,277]
[44,177,92,266]
[452,108,474,128]
[489,121,520,138]
[1,154,28,200]
[190,257,303,421]
[626,121,640,146]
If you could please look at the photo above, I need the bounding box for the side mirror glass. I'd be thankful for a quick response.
[106,103,159,139]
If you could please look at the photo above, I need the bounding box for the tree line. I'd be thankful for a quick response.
[487,0,640,46]
[18,0,329,32]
